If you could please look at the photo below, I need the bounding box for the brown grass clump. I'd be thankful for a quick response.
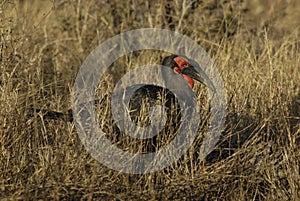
[1,0,299,200]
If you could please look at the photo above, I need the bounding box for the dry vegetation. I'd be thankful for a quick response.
[1,0,300,200]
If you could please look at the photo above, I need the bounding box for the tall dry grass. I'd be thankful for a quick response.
[0,0,299,200]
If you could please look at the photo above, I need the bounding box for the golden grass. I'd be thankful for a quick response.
[1,0,299,200]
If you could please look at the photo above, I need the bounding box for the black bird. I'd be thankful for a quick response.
[125,54,215,152]
[127,54,215,126]
[30,54,215,152]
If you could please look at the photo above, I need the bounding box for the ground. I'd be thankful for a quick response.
[0,0,299,200]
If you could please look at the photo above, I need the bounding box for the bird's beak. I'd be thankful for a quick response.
[181,66,216,93]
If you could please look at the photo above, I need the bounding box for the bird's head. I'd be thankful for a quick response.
[162,55,216,92]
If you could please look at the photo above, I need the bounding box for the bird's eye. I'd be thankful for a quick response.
[182,63,188,68]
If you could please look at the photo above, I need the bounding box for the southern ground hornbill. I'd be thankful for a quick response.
[30,54,215,153]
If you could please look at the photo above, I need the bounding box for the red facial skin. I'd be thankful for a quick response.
[173,56,194,89]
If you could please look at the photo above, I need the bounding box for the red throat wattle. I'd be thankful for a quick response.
[182,74,194,88]
[173,56,194,89]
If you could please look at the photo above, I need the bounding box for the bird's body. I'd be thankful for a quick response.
[30,54,215,153]
[129,85,180,127]
[125,85,181,153]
